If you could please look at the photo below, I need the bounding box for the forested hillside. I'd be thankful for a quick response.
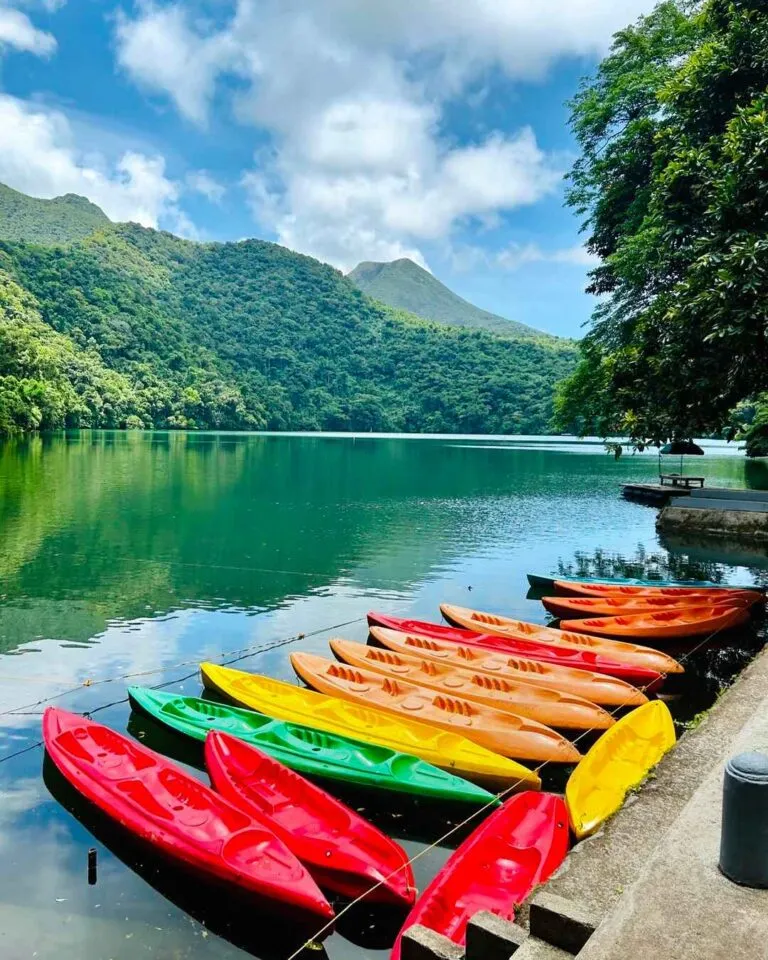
[0,183,110,244]
[0,269,138,434]
[0,203,577,435]
[349,257,540,338]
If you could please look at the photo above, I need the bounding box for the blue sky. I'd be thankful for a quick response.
[0,0,655,337]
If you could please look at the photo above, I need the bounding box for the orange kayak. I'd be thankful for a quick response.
[369,626,648,708]
[542,595,738,619]
[553,580,762,606]
[561,605,749,640]
[330,638,615,731]
[439,604,683,677]
[290,652,581,765]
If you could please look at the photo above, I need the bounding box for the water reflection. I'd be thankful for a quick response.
[2,432,768,959]
[546,544,737,588]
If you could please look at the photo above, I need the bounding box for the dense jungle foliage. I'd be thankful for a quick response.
[0,222,577,434]
[555,0,768,455]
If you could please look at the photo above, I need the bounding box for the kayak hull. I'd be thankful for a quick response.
[369,625,648,708]
[204,731,416,906]
[200,662,540,792]
[128,686,497,807]
[291,650,581,764]
[543,595,740,619]
[553,580,763,606]
[561,604,749,640]
[331,636,615,730]
[43,708,334,924]
[566,700,676,839]
[439,604,683,679]
[368,612,664,689]
[529,573,763,592]
[391,791,569,959]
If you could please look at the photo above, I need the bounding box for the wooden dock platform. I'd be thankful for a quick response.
[621,483,693,506]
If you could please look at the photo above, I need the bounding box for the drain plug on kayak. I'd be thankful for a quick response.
[720,752,768,888]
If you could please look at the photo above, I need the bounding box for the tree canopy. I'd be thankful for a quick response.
[555,0,768,455]
[0,268,139,434]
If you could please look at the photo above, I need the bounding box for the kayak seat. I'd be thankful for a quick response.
[221,828,305,878]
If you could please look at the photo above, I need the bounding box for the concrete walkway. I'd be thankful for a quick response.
[577,658,768,959]
[542,644,768,959]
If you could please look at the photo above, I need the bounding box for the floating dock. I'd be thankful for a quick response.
[621,483,693,506]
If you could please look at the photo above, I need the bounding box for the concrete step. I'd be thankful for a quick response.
[658,503,768,540]
[514,938,573,960]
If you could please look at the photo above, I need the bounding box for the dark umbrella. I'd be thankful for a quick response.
[659,440,705,477]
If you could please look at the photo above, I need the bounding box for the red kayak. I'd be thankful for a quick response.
[205,731,416,906]
[368,613,663,689]
[43,709,334,925]
[390,791,568,959]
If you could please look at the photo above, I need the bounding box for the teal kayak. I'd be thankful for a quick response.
[528,573,762,592]
[128,687,499,807]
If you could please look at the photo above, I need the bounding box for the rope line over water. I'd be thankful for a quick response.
[0,614,372,764]
[0,598,752,959]
[0,614,369,721]
[49,549,419,589]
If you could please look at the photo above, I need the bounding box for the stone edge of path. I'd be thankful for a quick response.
[531,641,768,956]
[397,642,768,960]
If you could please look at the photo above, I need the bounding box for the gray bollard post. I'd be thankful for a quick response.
[719,751,768,888]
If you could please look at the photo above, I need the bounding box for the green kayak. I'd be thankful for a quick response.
[128,686,499,807]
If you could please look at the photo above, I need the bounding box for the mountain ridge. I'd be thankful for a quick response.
[348,257,545,339]
[0,183,577,435]
[0,182,110,244]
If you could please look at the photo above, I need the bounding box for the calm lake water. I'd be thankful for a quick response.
[1,431,767,960]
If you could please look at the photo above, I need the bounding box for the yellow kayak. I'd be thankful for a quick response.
[200,662,540,792]
[565,700,676,839]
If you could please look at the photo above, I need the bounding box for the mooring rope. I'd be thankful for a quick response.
[0,614,370,721]
[0,595,755,959]
[0,613,375,764]
[49,549,417,588]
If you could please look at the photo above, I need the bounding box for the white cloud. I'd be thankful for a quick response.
[241,120,560,270]
[496,242,600,270]
[115,4,240,126]
[317,0,657,79]
[452,241,599,272]
[0,94,191,232]
[114,0,654,267]
[185,169,225,202]
[0,5,56,55]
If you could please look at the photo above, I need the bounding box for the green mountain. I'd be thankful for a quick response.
[0,182,110,244]
[348,258,542,338]
[0,185,577,436]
